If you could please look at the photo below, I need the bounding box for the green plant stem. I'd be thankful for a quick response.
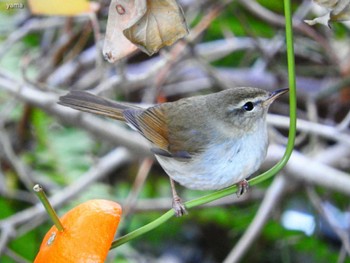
[250,0,296,185]
[33,184,64,232]
[111,0,296,249]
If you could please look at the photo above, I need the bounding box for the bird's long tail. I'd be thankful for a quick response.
[58,90,140,121]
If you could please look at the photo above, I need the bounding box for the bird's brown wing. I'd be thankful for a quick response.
[60,91,192,159]
[124,106,192,159]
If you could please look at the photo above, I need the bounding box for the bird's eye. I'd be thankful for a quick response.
[243,101,254,111]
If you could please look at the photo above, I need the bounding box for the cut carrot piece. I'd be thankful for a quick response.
[34,199,122,263]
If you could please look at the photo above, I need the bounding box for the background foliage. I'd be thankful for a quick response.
[0,0,350,262]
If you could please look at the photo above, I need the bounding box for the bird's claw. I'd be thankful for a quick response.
[236,179,249,197]
[172,196,188,217]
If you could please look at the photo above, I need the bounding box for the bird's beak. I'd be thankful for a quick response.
[263,88,289,106]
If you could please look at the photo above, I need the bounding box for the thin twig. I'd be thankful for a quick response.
[306,187,350,256]
[0,224,15,256]
[337,109,350,132]
[0,72,151,157]
[265,144,350,195]
[0,17,68,61]
[0,129,34,191]
[238,0,338,63]
[223,175,289,263]
[0,148,132,231]
[3,248,31,263]
[267,114,350,147]
[122,158,154,217]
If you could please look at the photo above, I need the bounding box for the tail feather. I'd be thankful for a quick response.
[58,90,140,121]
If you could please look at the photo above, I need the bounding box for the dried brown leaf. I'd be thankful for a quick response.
[102,0,147,63]
[123,0,189,56]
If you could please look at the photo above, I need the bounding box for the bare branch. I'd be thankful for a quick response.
[306,187,350,256]
[0,72,151,157]
[0,148,132,230]
[268,114,350,147]
[0,129,35,191]
[223,175,289,263]
[0,17,67,60]
[265,144,350,195]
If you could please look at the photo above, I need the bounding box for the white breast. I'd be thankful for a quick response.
[155,129,268,190]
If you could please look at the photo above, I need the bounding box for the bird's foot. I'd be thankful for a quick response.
[169,178,188,216]
[236,179,249,197]
[172,195,188,217]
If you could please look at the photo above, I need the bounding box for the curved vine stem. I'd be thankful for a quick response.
[111,0,296,249]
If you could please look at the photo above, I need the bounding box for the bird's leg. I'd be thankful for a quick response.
[170,178,187,216]
[236,179,249,197]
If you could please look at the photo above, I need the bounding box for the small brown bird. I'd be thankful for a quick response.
[59,87,288,216]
